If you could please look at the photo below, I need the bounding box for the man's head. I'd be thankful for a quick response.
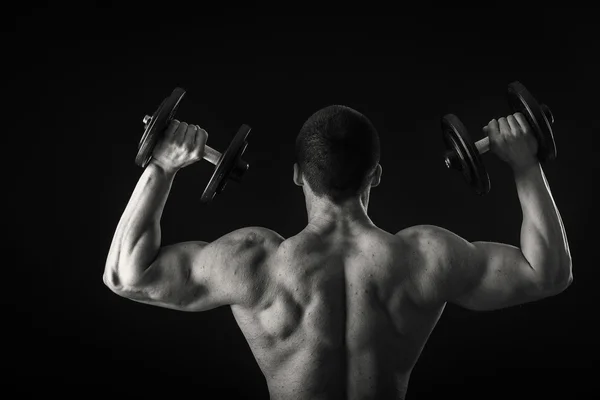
[294,105,382,204]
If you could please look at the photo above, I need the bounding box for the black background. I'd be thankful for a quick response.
[6,4,598,399]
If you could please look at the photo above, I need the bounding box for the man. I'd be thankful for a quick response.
[104,105,572,399]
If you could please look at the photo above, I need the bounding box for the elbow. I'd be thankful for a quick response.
[565,273,574,289]
[103,269,118,289]
[561,259,574,291]
[539,258,573,296]
[103,259,117,288]
[556,254,573,291]
[103,269,139,300]
[551,272,573,294]
[103,262,143,293]
[103,266,124,294]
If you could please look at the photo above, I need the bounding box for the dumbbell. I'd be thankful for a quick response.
[442,81,557,195]
[135,87,252,203]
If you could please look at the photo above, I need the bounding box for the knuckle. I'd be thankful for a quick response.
[198,129,208,142]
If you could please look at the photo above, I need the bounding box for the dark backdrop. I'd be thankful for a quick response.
[7,5,598,399]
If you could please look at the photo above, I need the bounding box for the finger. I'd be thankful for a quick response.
[498,117,511,137]
[507,114,521,135]
[194,125,208,157]
[174,121,188,143]
[165,119,180,136]
[486,119,500,139]
[514,113,531,134]
[184,124,198,148]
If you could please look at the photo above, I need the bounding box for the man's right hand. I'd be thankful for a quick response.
[485,112,539,171]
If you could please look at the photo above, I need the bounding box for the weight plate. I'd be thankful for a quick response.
[201,124,252,203]
[442,114,490,195]
[135,87,186,168]
[507,81,557,162]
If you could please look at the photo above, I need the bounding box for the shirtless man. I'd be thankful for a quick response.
[104,105,572,399]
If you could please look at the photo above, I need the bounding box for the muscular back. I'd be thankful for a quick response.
[106,112,571,399]
[231,225,446,400]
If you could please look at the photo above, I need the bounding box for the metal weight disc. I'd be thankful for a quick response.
[442,114,490,195]
[507,81,557,162]
[135,87,187,168]
[201,124,252,203]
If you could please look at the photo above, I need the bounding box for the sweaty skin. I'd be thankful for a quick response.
[105,115,572,399]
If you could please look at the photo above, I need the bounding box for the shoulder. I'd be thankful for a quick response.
[204,227,284,276]
[394,225,468,306]
[395,224,457,256]
[216,227,285,252]
[195,227,284,308]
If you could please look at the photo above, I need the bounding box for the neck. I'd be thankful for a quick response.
[305,192,373,232]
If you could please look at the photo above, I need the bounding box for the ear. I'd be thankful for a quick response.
[370,164,382,187]
[293,163,304,186]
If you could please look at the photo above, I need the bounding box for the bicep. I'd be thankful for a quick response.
[113,241,215,311]
[449,240,542,311]
[407,225,544,311]
[109,227,277,312]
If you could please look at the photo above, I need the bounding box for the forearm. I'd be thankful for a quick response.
[514,162,572,288]
[104,161,177,286]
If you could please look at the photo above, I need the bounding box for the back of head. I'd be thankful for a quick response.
[295,105,381,203]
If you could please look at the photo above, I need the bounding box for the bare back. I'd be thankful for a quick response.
[231,224,445,400]
[105,106,571,400]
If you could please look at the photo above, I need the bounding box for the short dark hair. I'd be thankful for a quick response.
[295,105,380,203]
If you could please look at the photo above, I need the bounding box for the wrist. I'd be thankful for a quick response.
[512,161,541,179]
[148,159,179,177]
[513,162,544,192]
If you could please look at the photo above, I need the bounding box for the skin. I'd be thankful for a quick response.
[105,113,572,399]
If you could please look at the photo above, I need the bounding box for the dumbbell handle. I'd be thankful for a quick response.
[474,136,490,154]
[143,115,222,166]
[202,146,222,165]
